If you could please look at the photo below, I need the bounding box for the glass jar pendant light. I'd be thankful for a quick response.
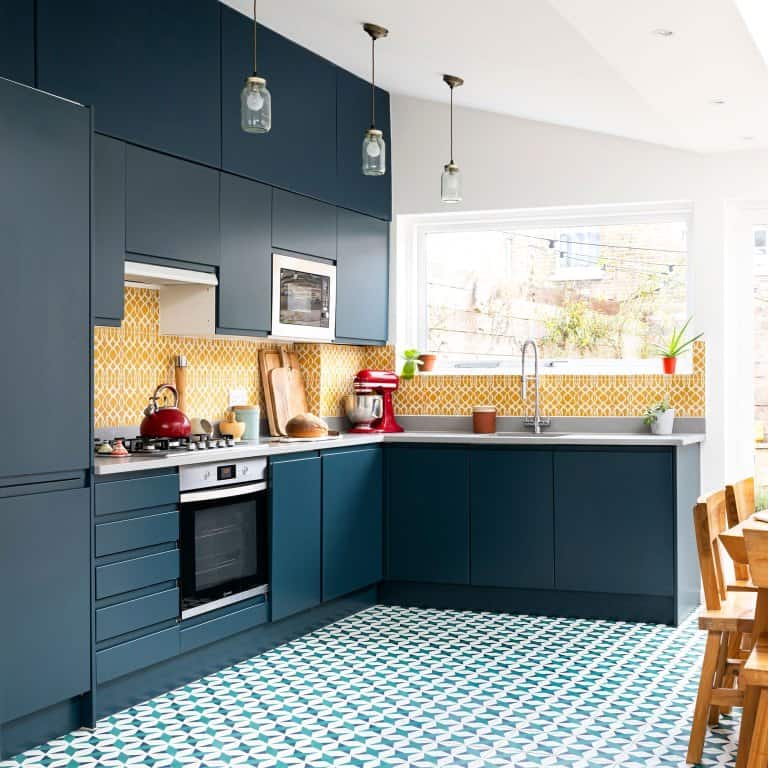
[362,23,388,176]
[441,74,464,203]
[241,0,271,133]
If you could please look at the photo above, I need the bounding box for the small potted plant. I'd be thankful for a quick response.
[644,398,675,435]
[400,348,424,380]
[418,353,437,372]
[654,317,703,374]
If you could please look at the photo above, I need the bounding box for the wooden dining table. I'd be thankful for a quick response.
[720,515,768,566]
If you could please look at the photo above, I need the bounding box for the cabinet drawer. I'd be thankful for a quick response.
[180,601,268,653]
[96,587,179,642]
[96,549,179,599]
[96,510,179,556]
[95,474,178,516]
[96,626,179,684]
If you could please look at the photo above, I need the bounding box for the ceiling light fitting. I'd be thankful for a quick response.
[241,0,272,134]
[362,23,388,176]
[441,74,464,204]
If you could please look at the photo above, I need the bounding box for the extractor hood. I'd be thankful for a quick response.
[124,260,218,336]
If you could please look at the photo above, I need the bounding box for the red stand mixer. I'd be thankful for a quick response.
[347,370,404,433]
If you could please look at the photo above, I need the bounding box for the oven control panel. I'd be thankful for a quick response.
[179,456,268,491]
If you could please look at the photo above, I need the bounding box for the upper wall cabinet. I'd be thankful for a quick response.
[218,173,272,336]
[94,135,126,327]
[337,69,392,221]
[126,146,220,267]
[221,6,337,204]
[272,189,337,262]
[36,0,221,167]
[0,0,34,86]
[336,209,389,344]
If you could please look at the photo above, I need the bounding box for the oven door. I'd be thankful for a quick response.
[271,252,336,341]
[179,482,268,620]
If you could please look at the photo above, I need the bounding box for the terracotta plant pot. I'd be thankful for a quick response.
[662,356,677,375]
[418,354,437,372]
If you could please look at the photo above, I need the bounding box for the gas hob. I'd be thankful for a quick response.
[94,435,238,457]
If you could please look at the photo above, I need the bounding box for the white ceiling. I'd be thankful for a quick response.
[222,0,768,153]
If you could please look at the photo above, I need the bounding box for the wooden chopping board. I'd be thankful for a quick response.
[259,349,308,436]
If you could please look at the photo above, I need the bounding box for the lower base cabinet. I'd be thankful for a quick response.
[387,447,470,584]
[0,487,90,724]
[553,448,675,596]
[470,450,554,589]
[270,455,322,621]
[322,447,383,601]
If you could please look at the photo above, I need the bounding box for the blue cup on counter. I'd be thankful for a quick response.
[232,405,260,441]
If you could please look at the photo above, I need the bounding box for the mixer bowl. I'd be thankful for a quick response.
[344,392,383,426]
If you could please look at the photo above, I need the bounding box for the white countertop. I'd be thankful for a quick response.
[94,431,705,475]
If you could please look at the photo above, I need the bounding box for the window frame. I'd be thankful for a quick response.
[395,201,694,375]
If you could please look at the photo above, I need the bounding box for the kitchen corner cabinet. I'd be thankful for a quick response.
[387,447,470,584]
[0,79,90,480]
[218,174,272,336]
[322,447,384,601]
[220,6,337,204]
[335,210,389,344]
[126,146,220,267]
[0,0,34,86]
[336,69,392,221]
[553,449,674,596]
[36,0,221,166]
[272,189,337,262]
[94,135,126,326]
[270,455,322,621]
[0,488,90,725]
[471,450,555,590]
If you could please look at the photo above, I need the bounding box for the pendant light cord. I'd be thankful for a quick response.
[449,86,454,164]
[370,37,376,129]
[253,0,258,74]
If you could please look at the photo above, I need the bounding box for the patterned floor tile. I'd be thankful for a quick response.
[0,606,739,767]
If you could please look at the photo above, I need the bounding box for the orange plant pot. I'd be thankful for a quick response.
[662,356,677,375]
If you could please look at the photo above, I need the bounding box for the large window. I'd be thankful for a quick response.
[404,207,691,372]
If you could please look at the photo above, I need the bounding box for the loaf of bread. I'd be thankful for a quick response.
[285,413,329,439]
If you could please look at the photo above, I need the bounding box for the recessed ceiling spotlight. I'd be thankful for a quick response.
[711,98,726,105]
[652,28,674,37]
[743,136,756,141]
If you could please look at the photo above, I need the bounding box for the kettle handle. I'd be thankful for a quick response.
[152,383,179,409]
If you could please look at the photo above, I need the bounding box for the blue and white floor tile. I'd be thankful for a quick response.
[1,605,739,767]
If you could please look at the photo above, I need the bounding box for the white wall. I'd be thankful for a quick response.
[390,93,768,489]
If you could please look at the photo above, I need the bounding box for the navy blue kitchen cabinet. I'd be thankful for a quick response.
[336,68,392,221]
[94,135,126,326]
[272,189,337,262]
[220,6,337,204]
[270,455,322,621]
[471,450,555,590]
[0,79,90,480]
[554,448,675,596]
[387,447,470,584]
[0,487,90,726]
[218,174,272,336]
[322,447,384,601]
[36,0,221,166]
[0,0,34,85]
[335,209,389,344]
[126,146,220,267]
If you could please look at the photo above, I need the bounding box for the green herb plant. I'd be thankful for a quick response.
[400,348,424,380]
[643,398,671,426]
[653,317,703,359]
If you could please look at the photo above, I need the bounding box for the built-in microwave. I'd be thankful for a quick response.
[271,252,336,341]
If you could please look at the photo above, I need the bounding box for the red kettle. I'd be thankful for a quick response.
[140,384,191,438]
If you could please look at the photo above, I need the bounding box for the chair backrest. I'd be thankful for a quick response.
[693,490,729,610]
[725,478,755,581]
[744,527,768,589]
[725,477,755,527]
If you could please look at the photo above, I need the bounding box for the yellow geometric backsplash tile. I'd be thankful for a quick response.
[94,288,705,428]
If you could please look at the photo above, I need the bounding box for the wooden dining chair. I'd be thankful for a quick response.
[735,527,768,768]
[726,478,757,590]
[687,490,756,766]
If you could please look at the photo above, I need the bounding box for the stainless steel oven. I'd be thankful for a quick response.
[271,252,336,341]
[179,457,268,620]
